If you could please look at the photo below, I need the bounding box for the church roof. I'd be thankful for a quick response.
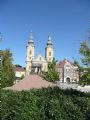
[28,32,34,44]
[56,59,77,68]
[47,34,53,46]
[56,60,66,68]
[15,67,26,72]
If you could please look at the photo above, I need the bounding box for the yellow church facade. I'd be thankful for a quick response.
[26,33,54,75]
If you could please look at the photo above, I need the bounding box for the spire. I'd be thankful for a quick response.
[28,32,34,44]
[48,32,52,41]
[47,33,53,46]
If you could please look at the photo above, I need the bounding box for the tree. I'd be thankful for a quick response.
[73,60,84,77]
[79,41,90,67]
[42,59,59,82]
[79,39,90,85]
[15,64,22,67]
[79,70,90,85]
[0,49,15,88]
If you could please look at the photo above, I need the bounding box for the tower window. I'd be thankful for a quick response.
[39,57,41,61]
[49,52,51,56]
[49,58,51,61]
[30,50,32,55]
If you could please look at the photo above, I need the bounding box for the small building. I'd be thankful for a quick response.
[15,67,26,80]
[56,59,79,83]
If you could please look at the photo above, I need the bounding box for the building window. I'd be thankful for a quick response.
[30,50,32,55]
[49,52,51,56]
[39,57,41,61]
[49,58,51,61]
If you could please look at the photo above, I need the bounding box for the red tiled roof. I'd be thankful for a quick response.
[56,60,66,68]
[15,67,25,72]
[56,59,77,68]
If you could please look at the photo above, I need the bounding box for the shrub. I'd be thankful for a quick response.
[42,59,59,82]
[1,87,90,120]
[79,68,90,85]
[20,74,25,79]
[0,49,15,88]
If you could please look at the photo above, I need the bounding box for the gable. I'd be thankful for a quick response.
[64,61,72,67]
[36,54,45,61]
[56,59,75,68]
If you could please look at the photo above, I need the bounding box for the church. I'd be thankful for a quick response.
[56,59,79,83]
[25,32,79,83]
[26,33,54,75]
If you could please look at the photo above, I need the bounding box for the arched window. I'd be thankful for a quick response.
[49,52,51,56]
[49,58,51,61]
[39,57,41,61]
[30,50,32,55]
[66,77,70,83]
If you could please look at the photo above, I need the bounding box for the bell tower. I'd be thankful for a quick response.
[26,32,35,75]
[45,34,54,62]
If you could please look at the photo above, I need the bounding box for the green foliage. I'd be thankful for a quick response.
[79,41,90,67]
[79,68,90,85]
[20,74,25,79]
[15,64,22,67]
[0,49,15,88]
[42,59,59,82]
[79,40,90,85]
[1,87,90,120]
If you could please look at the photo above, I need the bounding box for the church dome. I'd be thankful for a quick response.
[28,32,34,44]
[47,34,53,46]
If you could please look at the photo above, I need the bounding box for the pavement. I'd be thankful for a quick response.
[4,75,90,93]
[4,75,55,91]
[56,82,90,93]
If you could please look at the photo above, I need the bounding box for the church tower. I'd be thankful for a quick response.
[26,32,35,75]
[45,34,54,62]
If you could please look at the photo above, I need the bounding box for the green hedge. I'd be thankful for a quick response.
[1,87,90,120]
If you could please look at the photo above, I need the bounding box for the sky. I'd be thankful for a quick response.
[0,0,90,67]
